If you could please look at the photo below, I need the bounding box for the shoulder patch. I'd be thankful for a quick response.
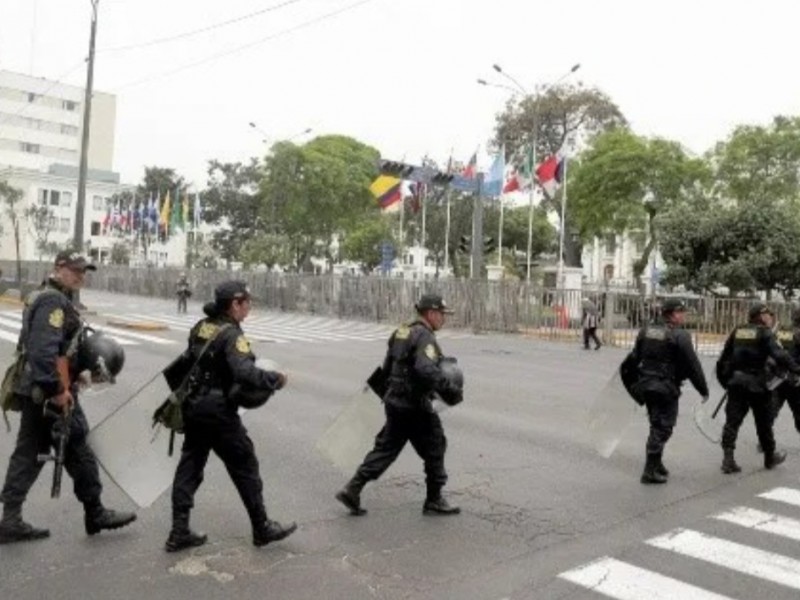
[235,335,251,354]
[645,328,665,340]
[735,328,757,340]
[395,325,410,340]
[48,308,64,328]
[197,322,218,340]
[777,331,794,342]
[424,343,438,360]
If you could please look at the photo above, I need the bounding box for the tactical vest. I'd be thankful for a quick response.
[636,325,678,382]
[730,324,768,374]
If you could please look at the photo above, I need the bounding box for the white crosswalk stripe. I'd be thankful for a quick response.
[0,310,158,347]
[558,486,800,598]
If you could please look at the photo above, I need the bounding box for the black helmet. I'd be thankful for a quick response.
[437,357,464,406]
[230,358,281,409]
[748,303,773,322]
[78,330,125,384]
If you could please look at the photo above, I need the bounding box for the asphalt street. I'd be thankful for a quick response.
[2,290,800,599]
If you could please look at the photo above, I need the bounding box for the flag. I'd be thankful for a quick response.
[536,149,566,198]
[148,194,158,233]
[503,170,521,194]
[369,175,402,209]
[160,190,171,238]
[193,193,203,228]
[182,191,189,228]
[462,152,477,179]
[101,202,111,234]
[504,144,533,193]
[408,181,426,214]
[482,148,505,197]
[170,189,184,233]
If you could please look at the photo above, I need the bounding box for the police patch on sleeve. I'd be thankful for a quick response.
[235,335,251,354]
[48,308,64,328]
[424,343,438,360]
[395,325,410,340]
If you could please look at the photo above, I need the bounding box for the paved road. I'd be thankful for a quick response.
[1,290,800,599]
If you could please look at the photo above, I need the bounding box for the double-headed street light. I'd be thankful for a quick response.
[249,122,313,145]
[478,63,580,283]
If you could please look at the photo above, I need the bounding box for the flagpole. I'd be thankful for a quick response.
[526,140,537,281]
[557,156,568,289]
[419,184,426,280]
[444,188,451,276]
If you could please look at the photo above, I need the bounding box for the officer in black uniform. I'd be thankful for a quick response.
[0,251,136,545]
[717,303,800,473]
[772,307,800,435]
[166,280,296,552]
[335,293,462,516]
[630,299,709,484]
[176,272,191,314]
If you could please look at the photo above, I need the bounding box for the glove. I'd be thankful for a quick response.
[701,395,709,404]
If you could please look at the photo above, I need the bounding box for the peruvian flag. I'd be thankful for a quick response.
[462,152,477,179]
[503,169,521,193]
[535,149,566,198]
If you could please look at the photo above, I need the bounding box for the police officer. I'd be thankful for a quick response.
[631,299,709,484]
[0,250,136,544]
[772,307,800,435]
[165,280,296,552]
[717,303,800,473]
[335,293,462,516]
[176,272,191,314]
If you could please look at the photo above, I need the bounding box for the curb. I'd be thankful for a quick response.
[106,319,169,331]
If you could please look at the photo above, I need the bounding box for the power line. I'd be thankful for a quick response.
[98,0,304,53]
[113,0,378,91]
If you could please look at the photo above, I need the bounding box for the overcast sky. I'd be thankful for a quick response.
[2,0,799,188]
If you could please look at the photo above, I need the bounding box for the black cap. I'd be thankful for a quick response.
[54,250,96,272]
[214,280,251,304]
[415,293,454,314]
[748,303,773,321]
[661,299,686,315]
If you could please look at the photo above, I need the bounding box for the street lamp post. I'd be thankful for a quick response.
[479,63,580,283]
[249,122,313,145]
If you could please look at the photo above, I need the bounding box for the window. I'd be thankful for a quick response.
[62,100,77,111]
[48,215,57,228]
[49,190,61,206]
[38,189,48,205]
[61,191,72,207]
[21,142,40,154]
[60,123,78,135]
[631,231,646,255]
[604,234,617,255]
[27,92,36,103]
[90,221,101,236]
[59,218,70,233]
[407,254,414,265]
[92,195,104,211]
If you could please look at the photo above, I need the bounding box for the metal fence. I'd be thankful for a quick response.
[1,260,793,356]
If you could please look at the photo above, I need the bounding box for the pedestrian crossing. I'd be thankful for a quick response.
[0,308,470,348]
[558,485,800,598]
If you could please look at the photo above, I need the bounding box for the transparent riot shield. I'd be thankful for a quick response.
[587,370,641,458]
[693,392,727,444]
[87,375,179,509]
[316,386,385,473]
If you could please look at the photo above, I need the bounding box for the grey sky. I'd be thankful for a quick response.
[2,0,798,188]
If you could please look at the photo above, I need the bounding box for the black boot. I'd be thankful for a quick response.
[423,496,461,515]
[640,454,668,484]
[335,475,367,516]
[165,510,207,553]
[655,452,669,478]
[765,449,787,470]
[253,519,297,547]
[84,502,137,536]
[721,449,742,474]
[0,504,49,545]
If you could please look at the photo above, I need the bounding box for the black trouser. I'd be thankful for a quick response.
[772,385,800,431]
[355,404,448,498]
[0,396,102,509]
[642,389,679,455]
[583,327,601,349]
[177,295,188,313]
[721,386,775,454]
[171,400,267,524]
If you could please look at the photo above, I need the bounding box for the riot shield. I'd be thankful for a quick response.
[316,386,385,472]
[87,375,179,508]
[587,369,641,458]
[693,393,727,444]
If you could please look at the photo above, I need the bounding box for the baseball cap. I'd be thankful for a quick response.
[661,299,686,315]
[54,250,96,272]
[415,294,454,314]
[214,280,251,304]
[748,303,773,321]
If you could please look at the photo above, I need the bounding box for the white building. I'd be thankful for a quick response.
[581,230,665,293]
[0,70,116,172]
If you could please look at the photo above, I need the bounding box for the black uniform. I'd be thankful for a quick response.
[0,276,135,543]
[718,322,800,464]
[168,313,291,549]
[630,320,708,481]
[176,277,191,314]
[772,326,800,432]
[336,317,460,515]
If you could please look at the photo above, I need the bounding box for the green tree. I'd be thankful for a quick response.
[0,180,25,285]
[240,232,293,270]
[569,129,709,288]
[339,214,396,273]
[110,241,131,265]
[493,85,627,267]
[24,203,56,261]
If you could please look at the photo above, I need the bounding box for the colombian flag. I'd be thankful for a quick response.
[369,175,402,209]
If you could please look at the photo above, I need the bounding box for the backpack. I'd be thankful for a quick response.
[152,323,230,454]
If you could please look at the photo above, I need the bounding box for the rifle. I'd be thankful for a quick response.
[37,356,72,499]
